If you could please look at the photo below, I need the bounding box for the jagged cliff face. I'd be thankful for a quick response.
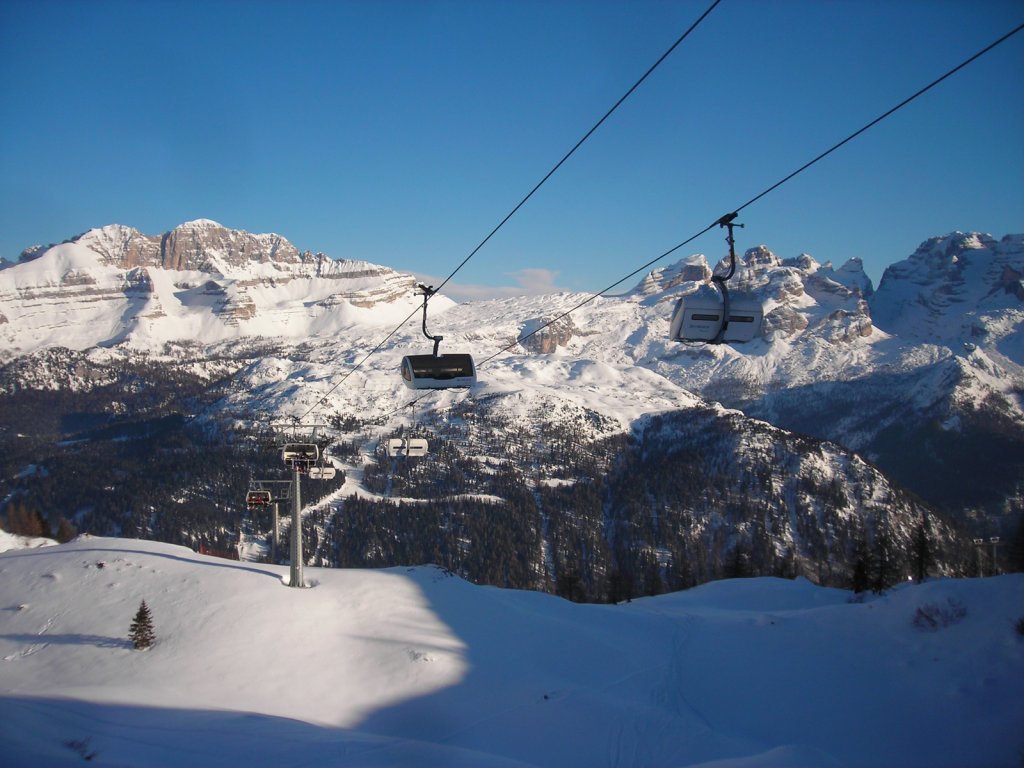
[0,220,421,357]
[871,232,1024,349]
[65,220,302,272]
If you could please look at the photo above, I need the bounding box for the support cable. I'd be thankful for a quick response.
[733,20,1024,215]
[431,0,722,296]
[479,20,1024,366]
[355,16,1024,432]
[295,1,723,422]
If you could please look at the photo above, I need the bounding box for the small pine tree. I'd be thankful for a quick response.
[872,513,900,594]
[56,517,78,544]
[910,512,935,584]
[851,522,873,594]
[129,600,155,650]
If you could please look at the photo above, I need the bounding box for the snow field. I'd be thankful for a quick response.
[1,536,1022,767]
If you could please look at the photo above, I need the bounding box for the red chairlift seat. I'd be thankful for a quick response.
[246,490,272,508]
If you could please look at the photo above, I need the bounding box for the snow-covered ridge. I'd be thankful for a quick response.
[0,221,428,358]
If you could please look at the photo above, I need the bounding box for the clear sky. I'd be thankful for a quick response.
[1,0,1022,300]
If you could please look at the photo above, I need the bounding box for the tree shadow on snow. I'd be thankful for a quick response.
[0,546,282,581]
[0,633,132,649]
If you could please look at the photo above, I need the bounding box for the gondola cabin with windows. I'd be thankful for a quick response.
[668,213,764,345]
[669,294,763,343]
[400,354,476,390]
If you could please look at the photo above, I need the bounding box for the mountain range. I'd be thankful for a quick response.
[1,220,1022,595]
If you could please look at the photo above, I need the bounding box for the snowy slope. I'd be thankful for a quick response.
[2,223,1022,519]
[0,530,57,553]
[0,221,433,358]
[2,222,1019,411]
[1,537,1022,768]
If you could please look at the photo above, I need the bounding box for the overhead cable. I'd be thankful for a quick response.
[480,19,1024,365]
[431,0,723,296]
[296,1,723,421]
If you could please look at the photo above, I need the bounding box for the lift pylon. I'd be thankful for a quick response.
[271,423,330,588]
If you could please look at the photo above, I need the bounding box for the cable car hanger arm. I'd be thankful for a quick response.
[713,212,742,285]
[710,212,743,344]
[417,284,443,357]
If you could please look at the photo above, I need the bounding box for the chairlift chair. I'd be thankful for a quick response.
[669,293,763,343]
[386,437,429,458]
[400,284,477,390]
[281,443,319,472]
[401,354,476,389]
[246,490,272,509]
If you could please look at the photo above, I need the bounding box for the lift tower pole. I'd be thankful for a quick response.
[290,463,303,588]
[276,423,327,589]
[272,500,280,563]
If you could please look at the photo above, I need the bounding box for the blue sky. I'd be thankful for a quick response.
[1,0,1021,300]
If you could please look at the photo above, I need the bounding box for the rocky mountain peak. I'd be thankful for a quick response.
[739,244,782,271]
[831,256,873,297]
[870,232,1022,341]
[70,220,302,273]
[782,253,820,273]
[0,220,422,355]
[161,220,300,272]
[632,255,711,300]
[16,244,50,264]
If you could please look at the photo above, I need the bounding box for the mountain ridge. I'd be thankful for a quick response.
[1,221,1021,590]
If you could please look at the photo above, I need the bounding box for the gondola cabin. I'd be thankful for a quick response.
[281,443,319,470]
[669,294,763,343]
[246,490,272,508]
[308,466,337,480]
[400,354,476,390]
[386,437,429,458]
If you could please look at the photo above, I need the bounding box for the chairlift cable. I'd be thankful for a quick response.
[295,302,422,421]
[480,19,1024,365]
[294,2,722,419]
[733,20,1024,215]
[478,221,717,366]
[431,0,723,297]
[306,17,1024,423]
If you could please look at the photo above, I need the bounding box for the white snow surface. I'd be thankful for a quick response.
[1,536,1021,768]
[3,227,1022,436]
[0,530,57,553]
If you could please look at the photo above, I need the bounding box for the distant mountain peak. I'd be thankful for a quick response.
[739,244,782,271]
[0,219,421,355]
[178,218,224,228]
[871,231,1023,342]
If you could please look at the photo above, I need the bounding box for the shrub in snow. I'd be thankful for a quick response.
[129,600,155,650]
[62,737,97,761]
[912,598,967,631]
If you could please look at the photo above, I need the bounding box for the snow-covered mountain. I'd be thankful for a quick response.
[0,220,429,357]
[1,221,1022,591]
[1,536,1021,768]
